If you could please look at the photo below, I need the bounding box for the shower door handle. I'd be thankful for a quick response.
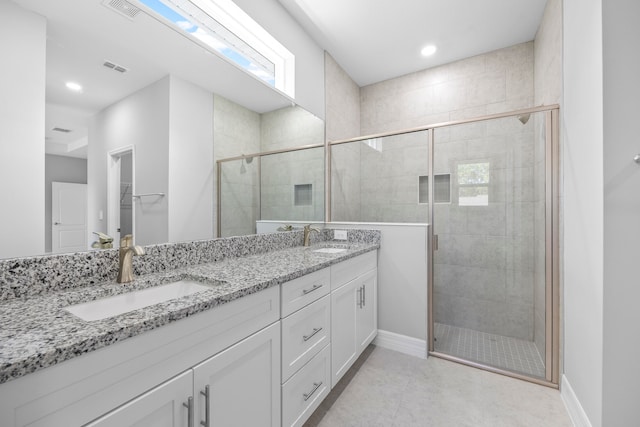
[433,235,439,251]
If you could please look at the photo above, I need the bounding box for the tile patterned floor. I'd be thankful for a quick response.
[304,345,572,427]
[434,323,546,378]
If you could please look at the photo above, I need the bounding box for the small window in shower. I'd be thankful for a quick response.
[457,161,490,206]
[418,174,451,204]
[294,184,312,206]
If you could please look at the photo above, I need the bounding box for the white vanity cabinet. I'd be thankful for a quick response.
[0,286,280,427]
[330,251,378,388]
[87,322,281,427]
[84,371,193,427]
[0,248,379,427]
[280,268,332,427]
[193,322,281,427]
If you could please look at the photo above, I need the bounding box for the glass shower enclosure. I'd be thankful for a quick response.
[328,106,559,386]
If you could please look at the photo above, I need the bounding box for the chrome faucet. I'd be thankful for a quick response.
[117,234,145,283]
[303,224,320,247]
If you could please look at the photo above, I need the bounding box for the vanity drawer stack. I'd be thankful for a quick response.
[280,268,331,427]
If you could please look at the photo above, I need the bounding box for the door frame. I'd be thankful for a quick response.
[426,106,561,388]
[107,146,135,246]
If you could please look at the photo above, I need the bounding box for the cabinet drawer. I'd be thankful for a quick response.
[281,267,330,317]
[281,295,330,382]
[330,251,377,290]
[282,344,331,427]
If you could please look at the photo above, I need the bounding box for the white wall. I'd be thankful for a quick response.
[0,0,46,259]
[168,76,214,243]
[601,1,640,424]
[89,77,170,246]
[233,0,325,119]
[562,0,604,425]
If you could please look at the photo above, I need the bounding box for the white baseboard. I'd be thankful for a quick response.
[373,330,427,359]
[561,375,592,427]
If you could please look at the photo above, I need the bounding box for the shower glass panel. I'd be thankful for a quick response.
[218,145,325,237]
[331,131,429,223]
[260,147,325,222]
[431,111,548,379]
[218,157,259,237]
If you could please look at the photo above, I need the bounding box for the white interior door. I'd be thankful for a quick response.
[52,182,87,253]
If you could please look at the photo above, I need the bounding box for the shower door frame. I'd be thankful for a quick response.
[426,105,560,388]
[325,104,560,388]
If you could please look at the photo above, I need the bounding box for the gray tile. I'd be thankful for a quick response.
[306,346,571,427]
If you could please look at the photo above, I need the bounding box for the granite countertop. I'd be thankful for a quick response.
[0,242,378,385]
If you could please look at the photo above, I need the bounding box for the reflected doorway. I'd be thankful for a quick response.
[107,146,135,245]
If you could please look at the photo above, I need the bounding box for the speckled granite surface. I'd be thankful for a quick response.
[0,230,380,385]
[0,230,329,302]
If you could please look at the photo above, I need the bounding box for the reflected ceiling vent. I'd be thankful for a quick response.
[103,60,129,73]
[52,127,72,133]
[102,0,142,20]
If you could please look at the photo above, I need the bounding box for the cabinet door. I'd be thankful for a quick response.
[356,269,378,353]
[330,279,358,388]
[193,322,281,427]
[84,371,192,427]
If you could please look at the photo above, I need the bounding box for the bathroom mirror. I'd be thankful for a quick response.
[2,0,324,259]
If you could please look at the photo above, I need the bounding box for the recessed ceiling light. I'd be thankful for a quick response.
[421,45,437,57]
[65,82,83,92]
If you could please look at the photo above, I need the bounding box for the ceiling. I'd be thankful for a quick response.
[13,0,548,157]
[278,0,549,87]
[13,0,294,157]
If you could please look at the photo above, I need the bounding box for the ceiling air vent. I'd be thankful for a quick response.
[103,60,129,73]
[52,127,72,133]
[102,0,142,20]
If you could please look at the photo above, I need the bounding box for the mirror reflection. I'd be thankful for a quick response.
[1,0,324,260]
[218,145,325,237]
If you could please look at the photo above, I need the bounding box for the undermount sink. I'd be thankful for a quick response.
[312,247,348,254]
[311,243,353,254]
[65,279,217,321]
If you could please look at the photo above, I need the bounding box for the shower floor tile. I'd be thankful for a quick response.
[434,322,546,378]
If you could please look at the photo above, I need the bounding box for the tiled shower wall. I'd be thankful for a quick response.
[328,42,543,340]
[332,132,429,223]
[432,115,540,341]
[215,94,325,236]
[260,148,324,222]
[214,94,261,237]
[359,42,535,136]
[259,107,325,222]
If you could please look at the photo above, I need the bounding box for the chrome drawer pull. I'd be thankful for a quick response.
[357,287,363,308]
[303,327,323,342]
[183,396,194,427]
[200,385,210,427]
[302,283,322,295]
[303,382,323,401]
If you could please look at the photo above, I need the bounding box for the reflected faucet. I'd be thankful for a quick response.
[117,234,145,283]
[303,224,320,247]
